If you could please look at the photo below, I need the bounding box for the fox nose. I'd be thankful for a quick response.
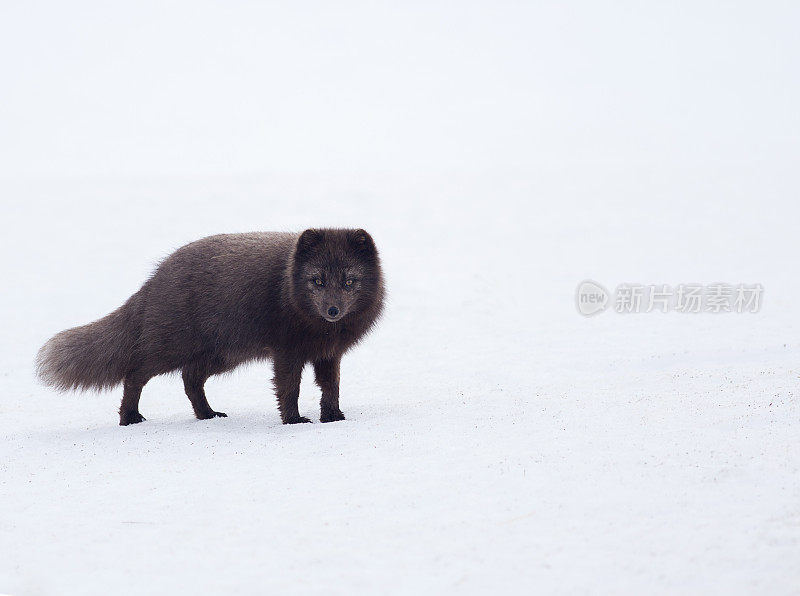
[327,306,339,318]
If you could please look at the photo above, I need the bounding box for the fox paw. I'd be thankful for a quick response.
[119,411,146,426]
[284,415,312,424]
[197,411,227,420]
[320,409,346,423]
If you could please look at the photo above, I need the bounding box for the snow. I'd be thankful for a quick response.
[1,2,800,595]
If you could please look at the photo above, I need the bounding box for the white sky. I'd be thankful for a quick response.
[1,1,799,180]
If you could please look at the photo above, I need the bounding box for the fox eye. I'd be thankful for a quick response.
[314,278,324,286]
[344,279,354,287]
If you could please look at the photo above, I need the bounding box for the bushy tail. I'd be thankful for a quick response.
[36,300,140,392]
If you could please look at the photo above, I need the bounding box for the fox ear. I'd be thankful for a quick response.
[297,228,324,256]
[349,228,376,254]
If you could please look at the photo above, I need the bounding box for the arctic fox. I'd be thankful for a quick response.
[36,229,385,426]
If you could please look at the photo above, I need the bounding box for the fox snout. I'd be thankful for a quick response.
[324,305,342,322]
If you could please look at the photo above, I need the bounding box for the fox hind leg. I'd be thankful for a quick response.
[182,360,227,420]
[119,372,150,426]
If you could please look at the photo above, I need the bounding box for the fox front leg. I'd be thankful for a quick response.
[314,357,345,423]
[272,354,310,424]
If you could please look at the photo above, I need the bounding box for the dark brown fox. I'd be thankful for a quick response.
[36,229,385,426]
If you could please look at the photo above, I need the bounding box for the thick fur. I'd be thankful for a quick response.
[36,229,385,425]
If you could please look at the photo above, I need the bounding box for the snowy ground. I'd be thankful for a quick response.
[2,169,799,595]
[2,2,800,595]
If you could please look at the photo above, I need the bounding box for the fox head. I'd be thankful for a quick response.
[290,228,383,324]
